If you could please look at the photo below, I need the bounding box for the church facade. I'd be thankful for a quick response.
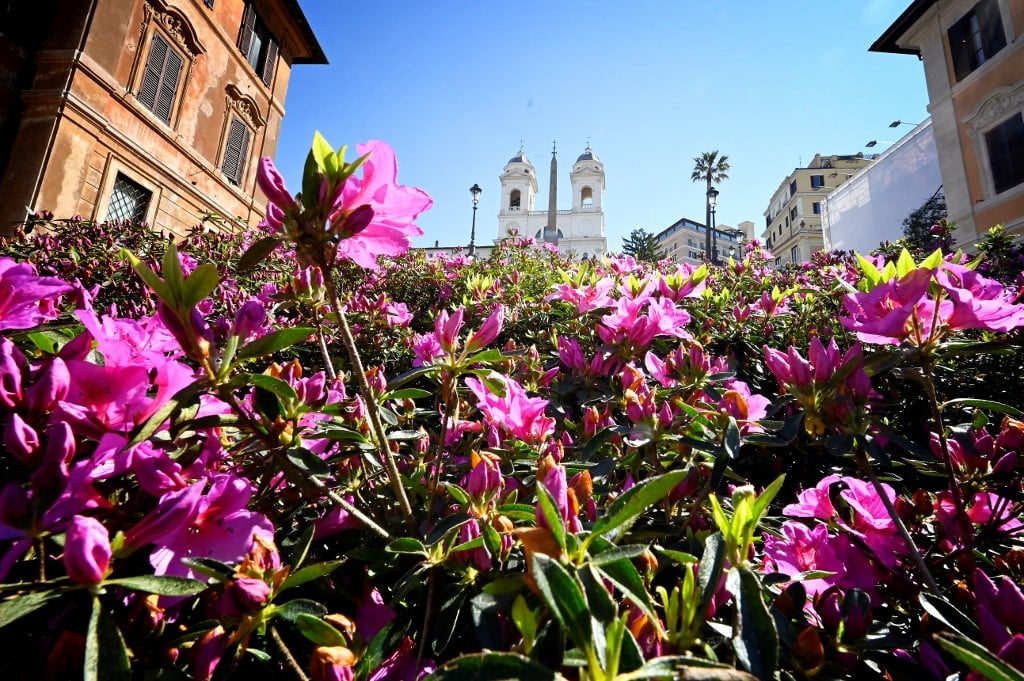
[496,145,607,259]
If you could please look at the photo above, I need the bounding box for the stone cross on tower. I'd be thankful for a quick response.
[543,141,559,245]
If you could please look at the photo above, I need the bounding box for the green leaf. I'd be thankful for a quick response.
[180,263,219,310]
[284,447,330,478]
[125,249,171,302]
[0,589,58,628]
[310,131,335,176]
[126,380,202,448]
[940,398,1024,418]
[535,481,567,554]
[728,567,778,680]
[510,595,537,646]
[936,632,1024,681]
[248,373,299,401]
[723,417,741,459]
[579,564,616,624]
[179,557,236,580]
[698,532,726,618]
[920,592,981,639]
[237,236,282,273]
[425,514,472,547]
[301,149,321,210]
[279,559,347,594]
[388,537,427,556]
[531,554,592,655]
[655,548,698,566]
[161,241,186,303]
[430,652,559,680]
[384,388,433,401]
[588,470,687,546]
[86,596,130,681]
[105,575,208,596]
[272,598,328,622]
[598,558,661,634]
[236,327,316,360]
[587,544,648,566]
[288,525,315,571]
[296,613,348,647]
[26,331,56,354]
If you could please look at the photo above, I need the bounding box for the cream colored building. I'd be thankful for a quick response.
[762,154,875,265]
[655,217,752,265]
[871,0,1024,246]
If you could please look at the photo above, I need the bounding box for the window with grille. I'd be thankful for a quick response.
[105,173,151,223]
[138,33,184,124]
[948,0,1006,81]
[222,117,252,186]
[238,2,278,86]
[985,112,1024,195]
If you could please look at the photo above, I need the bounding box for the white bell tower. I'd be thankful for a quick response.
[497,149,538,239]
[567,146,606,250]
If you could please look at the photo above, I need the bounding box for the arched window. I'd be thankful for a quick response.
[509,189,521,210]
[581,186,593,206]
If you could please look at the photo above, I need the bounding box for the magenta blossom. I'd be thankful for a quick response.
[125,475,274,578]
[466,373,555,446]
[63,515,111,585]
[762,521,876,599]
[0,257,74,331]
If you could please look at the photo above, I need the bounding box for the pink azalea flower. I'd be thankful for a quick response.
[0,257,74,331]
[841,267,936,345]
[762,521,876,598]
[125,475,274,578]
[466,373,555,445]
[368,636,435,681]
[936,260,1024,332]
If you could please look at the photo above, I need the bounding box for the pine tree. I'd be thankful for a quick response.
[621,228,665,262]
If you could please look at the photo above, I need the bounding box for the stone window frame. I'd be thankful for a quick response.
[217,85,266,190]
[129,0,205,130]
[93,156,161,227]
[965,81,1024,202]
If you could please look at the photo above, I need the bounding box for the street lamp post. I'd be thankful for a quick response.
[707,186,719,264]
[468,183,482,256]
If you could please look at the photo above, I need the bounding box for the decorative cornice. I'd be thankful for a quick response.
[967,82,1024,136]
[143,0,206,59]
[225,84,266,129]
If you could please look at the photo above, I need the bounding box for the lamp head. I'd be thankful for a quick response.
[469,183,482,205]
[865,140,878,148]
[707,186,719,209]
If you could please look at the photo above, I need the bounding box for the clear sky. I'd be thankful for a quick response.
[273,1,930,252]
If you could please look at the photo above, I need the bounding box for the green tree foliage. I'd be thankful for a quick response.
[621,227,665,262]
[901,186,949,253]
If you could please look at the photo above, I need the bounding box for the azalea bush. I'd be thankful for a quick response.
[1,133,1023,681]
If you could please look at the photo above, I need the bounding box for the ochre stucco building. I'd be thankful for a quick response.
[872,0,1024,245]
[0,0,324,235]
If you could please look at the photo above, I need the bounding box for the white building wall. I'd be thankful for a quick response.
[822,119,942,253]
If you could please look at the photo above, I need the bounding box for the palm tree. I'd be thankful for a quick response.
[691,151,730,261]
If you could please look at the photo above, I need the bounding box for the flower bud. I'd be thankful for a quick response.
[25,357,70,416]
[465,306,504,353]
[257,157,297,211]
[63,515,111,585]
[0,338,25,409]
[4,412,40,465]
[231,300,266,341]
[309,646,356,681]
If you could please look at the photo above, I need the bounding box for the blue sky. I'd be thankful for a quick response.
[274,1,930,251]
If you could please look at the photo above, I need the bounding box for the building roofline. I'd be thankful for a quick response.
[278,0,327,64]
[869,0,935,55]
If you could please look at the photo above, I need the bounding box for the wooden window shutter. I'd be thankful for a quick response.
[153,48,183,124]
[138,34,168,112]
[238,2,256,56]
[222,118,251,186]
[261,38,278,86]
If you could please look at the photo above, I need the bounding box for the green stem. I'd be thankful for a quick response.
[311,306,337,382]
[855,448,941,596]
[324,279,418,535]
[269,625,310,681]
[918,362,966,518]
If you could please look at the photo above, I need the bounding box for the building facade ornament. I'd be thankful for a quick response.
[142,0,206,61]
[225,84,266,129]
